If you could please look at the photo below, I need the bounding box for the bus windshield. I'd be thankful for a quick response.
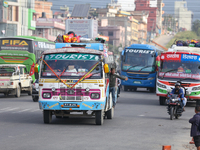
[159,60,200,81]
[122,49,156,72]
[158,53,200,81]
[41,53,102,79]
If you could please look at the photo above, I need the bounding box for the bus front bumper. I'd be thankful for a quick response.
[121,79,156,88]
[39,101,106,111]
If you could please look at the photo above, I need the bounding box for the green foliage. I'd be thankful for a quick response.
[166,31,200,48]
[192,20,200,35]
[167,27,172,31]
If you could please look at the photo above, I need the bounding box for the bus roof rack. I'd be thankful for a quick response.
[169,45,200,54]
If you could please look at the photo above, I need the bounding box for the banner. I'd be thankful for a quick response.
[159,72,200,80]
[45,53,99,61]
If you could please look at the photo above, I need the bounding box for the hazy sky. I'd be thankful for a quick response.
[49,0,200,20]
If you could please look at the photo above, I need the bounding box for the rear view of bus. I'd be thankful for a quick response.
[121,44,163,92]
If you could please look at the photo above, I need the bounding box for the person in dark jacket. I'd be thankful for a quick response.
[189,105,200,150]
[109,68,128,108]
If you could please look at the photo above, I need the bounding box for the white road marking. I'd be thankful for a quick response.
[30,109,39,112]
[0,107,19,113]
[13,109,31,113]
[138,115,145,117]
[0,107,11,111]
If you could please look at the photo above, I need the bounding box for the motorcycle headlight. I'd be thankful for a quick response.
[157,82,167,89]
[91,93,100,99]
[192,86,200,91]
[148,77,155,80]
[43,93,51,98]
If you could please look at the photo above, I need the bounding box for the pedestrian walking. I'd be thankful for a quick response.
[189,105,200,150]
[109,68,128,108]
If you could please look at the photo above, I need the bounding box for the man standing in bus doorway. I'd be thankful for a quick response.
[110,68,128,108]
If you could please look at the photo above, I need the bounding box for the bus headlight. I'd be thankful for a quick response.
[192,86,200,91]
[157,82,167,89]
[148,77,155,80]
[43,93,51,98]
[91,93,100,99]
[186,91,191,95]
[167,89,172,93]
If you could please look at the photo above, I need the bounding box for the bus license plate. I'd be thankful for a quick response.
[64,103,77,107]
[134,81,141,84]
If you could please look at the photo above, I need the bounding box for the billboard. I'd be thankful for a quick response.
[0,39,33,52]
[150,0,157,7]
[65,19,98,38]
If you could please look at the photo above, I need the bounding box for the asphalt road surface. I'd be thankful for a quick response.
[0,90,196,150]
[150,35,175,49]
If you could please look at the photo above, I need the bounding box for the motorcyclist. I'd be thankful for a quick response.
[168,82,187,111]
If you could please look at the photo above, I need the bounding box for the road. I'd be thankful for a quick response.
[149,35,175,49]
[0,90,196,150]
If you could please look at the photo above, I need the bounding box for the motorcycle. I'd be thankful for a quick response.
[167,94,184,120]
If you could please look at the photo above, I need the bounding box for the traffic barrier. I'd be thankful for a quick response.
[162,145,171,150]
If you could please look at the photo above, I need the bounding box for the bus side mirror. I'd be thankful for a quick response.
[198,66,200,69]
[34,64,39,73]
[104,64,109,73]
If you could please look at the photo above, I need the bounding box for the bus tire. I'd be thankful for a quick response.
[196,100,200,105]
[43,110,52,124]
[15,85,21,98]
[123,86,128,91]
[133,88,137,92]
[107,107,114,119]
[95,110,104,125]
[150,88,155,93]
[4,92,8,97]
[159,96,166,105]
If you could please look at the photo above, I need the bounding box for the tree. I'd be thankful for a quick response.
[192,20,200,35]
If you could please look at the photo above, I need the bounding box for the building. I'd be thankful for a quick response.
[129,16,139,44]
[53,5,71,19]
[35,0,53,19]
[135,0,159,40]
[0,0,36,37]
[174,1,192,31]
[32,18,65,42]
[98,24,125,48]
[132,11,148,44]
[114,0,135,11]
[157,0,164,34]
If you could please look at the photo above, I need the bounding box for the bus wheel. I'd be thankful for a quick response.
[43,110,52,124]
[196,100,200,105]
[107,107,114,119]
[150,88,155,93]
[4,92,8,97]
[95,110,104,125]
[133,88,137,92]
[123,86,128,91]
[159,96,166,105]
[15,85,21,98]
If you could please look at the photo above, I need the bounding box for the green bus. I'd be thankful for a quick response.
[0,36,55,81]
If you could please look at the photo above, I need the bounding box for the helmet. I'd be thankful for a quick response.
[175,82,181,87]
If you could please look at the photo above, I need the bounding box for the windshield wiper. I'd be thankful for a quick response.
[126,64,140,72]
[179,78,198,81]
[138,65,155,72]
[80,62,101,82]
[84,71,101,79]
[162,69,178,79]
